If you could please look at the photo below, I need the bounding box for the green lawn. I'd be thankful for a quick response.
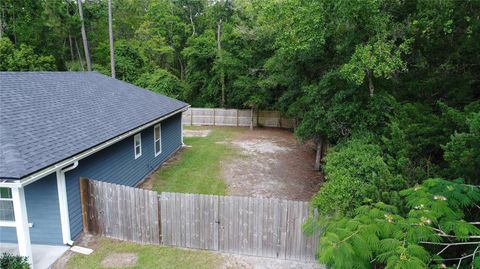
[151,127,243,195]
[65,238,224,269]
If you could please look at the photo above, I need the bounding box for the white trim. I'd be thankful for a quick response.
[0,221,33,228]
[0,105,190,188]
[56,161,77,245]
[0,181,22,188]
[181,115,184,145]
[154,123,162,157]
[0,220,16,227]
[134,133,142,159]
[11,187,33,267]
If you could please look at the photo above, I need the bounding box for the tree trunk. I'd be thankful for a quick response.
[68,35,75,62]
[0,6,4,39]
[74,37,85,71]
[77,0,92,71]
[367,69,374,97]
[66,3,74,63]
[178,56,185,80]
[108,0,115,78]
[189,7,196,36]
[217,19,225,107]
[314,137,323,171]
[12,5,17,44]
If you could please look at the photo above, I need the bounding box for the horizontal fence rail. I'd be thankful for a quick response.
[80,179,318,262]
[182,108,295,128]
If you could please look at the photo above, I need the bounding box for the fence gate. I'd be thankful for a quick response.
[159,192,318,261]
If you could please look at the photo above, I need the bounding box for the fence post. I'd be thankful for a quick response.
[213,108,216,126]
[190,109,194,126]
[236,109,239,127]
[158,195,162,244]
[79,177,91,234]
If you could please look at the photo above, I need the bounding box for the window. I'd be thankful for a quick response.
[154,124,162,156]
[134,133,142,159]
[0,188,14,221]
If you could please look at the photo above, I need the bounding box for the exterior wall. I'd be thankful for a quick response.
[0,173,63,245]
[65,113,182,240]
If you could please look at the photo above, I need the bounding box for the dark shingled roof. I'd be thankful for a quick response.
[0,72,188,179]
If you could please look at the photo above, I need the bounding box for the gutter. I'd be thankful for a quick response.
[0,105,190,188]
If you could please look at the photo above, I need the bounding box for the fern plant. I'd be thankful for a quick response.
[306,178,480,268]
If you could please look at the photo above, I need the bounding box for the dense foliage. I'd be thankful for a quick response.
[0,253,30,269]
[0,38,55,71]
[306,179,480,268]
[312,135,405,216]
[1,0,479,267]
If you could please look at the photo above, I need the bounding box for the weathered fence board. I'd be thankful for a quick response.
[81,179,319,261]
[159,192,318,261]
[81,179,160,244]
[182,107,295,128]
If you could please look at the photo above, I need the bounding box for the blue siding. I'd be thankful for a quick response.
[0,173,63,245]
[66,113,182,239]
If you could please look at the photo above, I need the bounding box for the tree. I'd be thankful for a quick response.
[216,18,225,107]
[136,68,186,99]
[443,108,480,185]
[93,39,144,82]
[77,0,92,71]
[340,38,410,97]
[2,1,480,267]
[0,38,55,71]
[108,0,115,78]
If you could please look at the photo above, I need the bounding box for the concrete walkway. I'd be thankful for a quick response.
[0,243,69,269]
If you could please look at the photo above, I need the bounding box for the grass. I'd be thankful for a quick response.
[151,126,243,195]
[65,238,224,269]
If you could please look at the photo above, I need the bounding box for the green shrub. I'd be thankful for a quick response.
[0,253,30,269]
[443,112,480,185]
[311,135,404,216]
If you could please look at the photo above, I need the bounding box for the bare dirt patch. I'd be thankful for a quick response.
[184,129,212,137]
[50,234,100,269]
[222,128,323,201]
[100,253,138,268]
[220,253,324,269]
[231,139,290,154]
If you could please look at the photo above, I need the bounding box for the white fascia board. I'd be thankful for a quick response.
[0,105,190,188]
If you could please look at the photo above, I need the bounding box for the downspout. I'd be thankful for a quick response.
[56,161,78,246]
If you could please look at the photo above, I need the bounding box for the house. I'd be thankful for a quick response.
[0,72,188,266]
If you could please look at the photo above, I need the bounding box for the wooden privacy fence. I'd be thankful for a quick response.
[80,179,319,262]
[80,178,160,244]
[182,107,295,128]
[160,192,319,261]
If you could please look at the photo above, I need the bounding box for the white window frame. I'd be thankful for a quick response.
[0,187,15,224]
[134,133,142,159]
[154,124,162,157]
